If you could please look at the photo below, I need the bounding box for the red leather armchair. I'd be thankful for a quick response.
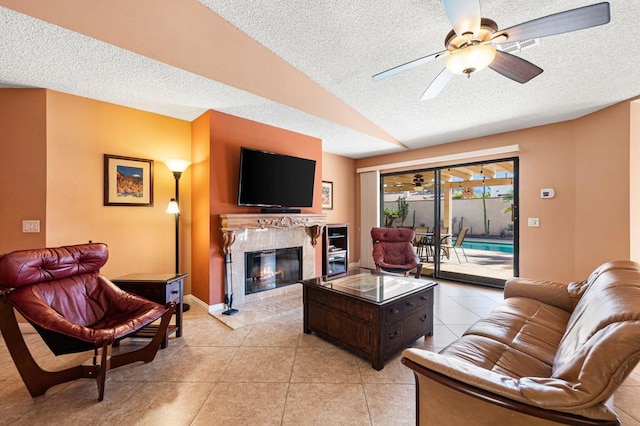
[0,243,174,401]
[371,227,422,278]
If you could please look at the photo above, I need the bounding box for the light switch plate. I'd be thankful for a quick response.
[528,218,540,227]
[22,220,40,233]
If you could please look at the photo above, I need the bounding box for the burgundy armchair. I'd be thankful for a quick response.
[0,243,174,401]
[371,227,422,278]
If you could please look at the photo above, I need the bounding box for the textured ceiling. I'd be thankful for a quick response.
[1,1,639,159]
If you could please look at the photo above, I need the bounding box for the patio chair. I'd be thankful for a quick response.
[371,227,422,278]
[441,227,469,263]
[413,226,431,261]
[0,243,175,401]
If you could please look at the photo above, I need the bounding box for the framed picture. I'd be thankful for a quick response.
[104,154,154,206]
[321,181,333,210]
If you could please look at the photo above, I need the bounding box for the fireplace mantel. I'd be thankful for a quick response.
[220,213,327,254]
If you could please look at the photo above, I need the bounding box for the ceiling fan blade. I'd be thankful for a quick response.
[443,0,481,37]
[489,51,543,84]
[421,68,454,100]
[373,50,448,82]
[496,2,610,43]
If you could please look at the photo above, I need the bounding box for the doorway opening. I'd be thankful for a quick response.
[380,158,518,288]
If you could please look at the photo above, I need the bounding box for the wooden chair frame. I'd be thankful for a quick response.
[0,297,174,401]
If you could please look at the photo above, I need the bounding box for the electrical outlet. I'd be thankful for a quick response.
[22,220,40,233]
[528,218,540,227]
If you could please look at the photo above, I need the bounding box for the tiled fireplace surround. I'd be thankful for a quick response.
[220,213,327,306]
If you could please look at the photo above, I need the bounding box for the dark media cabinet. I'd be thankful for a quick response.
[322,223,348,279]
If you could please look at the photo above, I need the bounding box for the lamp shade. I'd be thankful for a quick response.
[445,44,496,75]
[165,159,192,173]
[166,198,180,214]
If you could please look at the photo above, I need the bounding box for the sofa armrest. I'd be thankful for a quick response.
[402,348,619,424]
[503,277,578,312]
[403,348,522,399]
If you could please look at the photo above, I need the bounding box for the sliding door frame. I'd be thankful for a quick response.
[380,157,519,288]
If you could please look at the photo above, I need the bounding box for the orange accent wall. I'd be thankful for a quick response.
[0,91,193,289]
[191,111,213,304]
[322,152,359,264]
[0,89,47,253]
[43,91,192,281]
[356,99,637,282]
[192,110,323,305]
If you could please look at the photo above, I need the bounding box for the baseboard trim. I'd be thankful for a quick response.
[182,294,225,314]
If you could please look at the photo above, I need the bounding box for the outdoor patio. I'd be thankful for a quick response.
[420,246,514,281]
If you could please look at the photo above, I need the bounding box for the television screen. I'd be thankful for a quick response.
[238,147,316,208]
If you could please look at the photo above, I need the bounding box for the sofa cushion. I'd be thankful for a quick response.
[441,297,571,379]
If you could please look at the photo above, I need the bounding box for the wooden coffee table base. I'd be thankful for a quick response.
[302,277,436,370]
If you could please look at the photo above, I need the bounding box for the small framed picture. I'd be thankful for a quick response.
[104,154,154,206]
[321,181,333,210]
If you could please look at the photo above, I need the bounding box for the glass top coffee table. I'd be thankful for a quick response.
[301,271,437,370]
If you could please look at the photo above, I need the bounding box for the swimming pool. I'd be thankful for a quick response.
[458,240,514,253]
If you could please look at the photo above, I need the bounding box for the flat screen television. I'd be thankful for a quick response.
[238,147,316,209]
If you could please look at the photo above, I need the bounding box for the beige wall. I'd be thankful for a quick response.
[4,87,637,294]
[630,102,640,262]
[0,89,47,253]
[357,99,637,282]
[321,152,359,264]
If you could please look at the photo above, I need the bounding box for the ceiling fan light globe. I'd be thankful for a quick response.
[445,44,497,75]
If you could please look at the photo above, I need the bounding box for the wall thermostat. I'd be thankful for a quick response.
[541,188,555,199]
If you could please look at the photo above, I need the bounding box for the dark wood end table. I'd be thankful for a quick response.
[112,273,187,348]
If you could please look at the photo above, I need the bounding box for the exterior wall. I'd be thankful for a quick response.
[321,152,359,264]
[357,100,635,283]
[44,91,192,283]
[0,89,47,253]
[383,198,513,238]
[197,110,323,305]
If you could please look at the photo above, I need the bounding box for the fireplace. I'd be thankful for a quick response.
[245,247,302,294]
[220,213,326,306]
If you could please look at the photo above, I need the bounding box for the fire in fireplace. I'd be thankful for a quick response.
[245,246,302,294]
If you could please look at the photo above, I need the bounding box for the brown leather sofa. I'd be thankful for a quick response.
[402,261,640,425]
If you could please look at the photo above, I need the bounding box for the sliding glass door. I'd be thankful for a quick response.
[381,158,518,288]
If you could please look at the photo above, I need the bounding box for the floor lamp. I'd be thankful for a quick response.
[165,159,191,311]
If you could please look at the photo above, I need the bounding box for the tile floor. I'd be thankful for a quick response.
[1,278,639,425]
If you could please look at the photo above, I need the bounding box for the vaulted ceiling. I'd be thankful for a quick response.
[1,1,638,159]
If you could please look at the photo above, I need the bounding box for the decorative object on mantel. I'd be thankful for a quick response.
[164,159,192,312]
[103,154,154,206]
[321,181,333,210]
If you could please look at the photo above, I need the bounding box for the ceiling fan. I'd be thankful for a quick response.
[373,1,610,100]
